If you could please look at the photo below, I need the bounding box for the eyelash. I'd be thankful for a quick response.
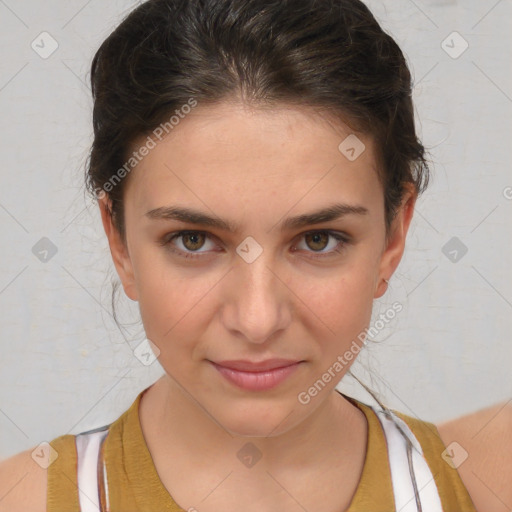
[159,230,350,260]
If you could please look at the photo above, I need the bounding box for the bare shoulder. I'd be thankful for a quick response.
[436,400,512,512]
[0,447,47,512]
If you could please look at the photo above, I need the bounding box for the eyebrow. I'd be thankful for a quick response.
[145,202,368,233]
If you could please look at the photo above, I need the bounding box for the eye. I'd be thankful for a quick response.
[160,231,217,259]
[292,230,349,259]
[160,229,349,260]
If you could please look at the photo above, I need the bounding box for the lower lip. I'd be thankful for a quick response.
[210,362,302,391]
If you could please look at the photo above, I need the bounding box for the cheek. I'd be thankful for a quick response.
[135,274,210,381]
[132,251,218,353]
[299,260,377,355]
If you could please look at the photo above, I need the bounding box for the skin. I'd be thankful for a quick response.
[98,100,415,511]
[437,402,512,512]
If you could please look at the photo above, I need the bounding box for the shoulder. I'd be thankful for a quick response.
[436,401,512,512]
[0,434,77,512]
[0,446,47,512]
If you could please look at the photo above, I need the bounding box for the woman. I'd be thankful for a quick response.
[0,0,510,511]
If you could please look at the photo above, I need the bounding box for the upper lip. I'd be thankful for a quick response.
[211,358,302,372]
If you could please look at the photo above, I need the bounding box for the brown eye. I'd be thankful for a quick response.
[161,231,217,259]
[294,230,349,259]
[181,232,206,251]
[304,232,329,252]
[161,229,349,261]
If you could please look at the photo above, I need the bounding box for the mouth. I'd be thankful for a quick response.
[209,359,304,391]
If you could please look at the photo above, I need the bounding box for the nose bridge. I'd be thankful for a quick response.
[227,243,290,342]
[236,246,280,308]
[235,232,278,286]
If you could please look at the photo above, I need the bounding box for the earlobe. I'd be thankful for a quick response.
[374,186,417,299]
[98,197,138,302]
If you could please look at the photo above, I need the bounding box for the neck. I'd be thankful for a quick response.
[140,374,367,477]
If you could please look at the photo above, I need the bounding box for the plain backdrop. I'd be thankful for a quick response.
[0,0,511,459]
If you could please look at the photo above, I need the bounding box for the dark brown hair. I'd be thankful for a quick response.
[86,0,430,242]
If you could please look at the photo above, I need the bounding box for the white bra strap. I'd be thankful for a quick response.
[371,407,444,512]
[75,426,110,512]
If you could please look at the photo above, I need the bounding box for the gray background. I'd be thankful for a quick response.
[0,0,511,460]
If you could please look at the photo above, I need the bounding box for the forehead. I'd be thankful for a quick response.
[124,102,383,217]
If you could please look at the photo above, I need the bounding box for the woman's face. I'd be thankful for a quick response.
[101,101,414,436]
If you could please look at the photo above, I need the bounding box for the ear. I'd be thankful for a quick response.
[374,184,417,298]
[98,196,138,301]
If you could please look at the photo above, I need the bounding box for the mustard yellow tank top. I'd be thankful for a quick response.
[46,386,477,511]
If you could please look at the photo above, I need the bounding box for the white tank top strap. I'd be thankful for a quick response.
[370,405,444,512]
[75,425,110,512]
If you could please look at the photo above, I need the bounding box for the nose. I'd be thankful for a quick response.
[222,254,292,345]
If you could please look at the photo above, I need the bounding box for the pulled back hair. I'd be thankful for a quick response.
[86,0,430,244]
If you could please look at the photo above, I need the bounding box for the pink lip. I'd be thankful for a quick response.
[210,359,303,391]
